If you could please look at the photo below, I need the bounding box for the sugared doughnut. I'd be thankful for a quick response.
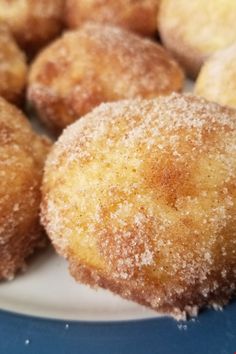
[27,23,184,134]
[195,44,236,109]
[158,0,236,78]
[41,94,236,319]
[0,0,64,54]
[0,27,27,105]
[0,98,51,280]
[65,0,159,37]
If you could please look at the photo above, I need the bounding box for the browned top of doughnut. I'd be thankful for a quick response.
[42,94,236,316]
[65,0,159,36]
[0,0,64,53]
[28,22,184,133]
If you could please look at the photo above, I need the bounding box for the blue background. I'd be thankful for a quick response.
[0,301,236,354]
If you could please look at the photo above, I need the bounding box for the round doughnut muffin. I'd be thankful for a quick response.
[0,0,64,54]
[158,0,236,78]
[27,22,184,135]
[0,97,51,280]
[195,44,236,109]
[65,0,159,37]
[41,94,236,319]
[0,26,27,104]
[0,27,27,105]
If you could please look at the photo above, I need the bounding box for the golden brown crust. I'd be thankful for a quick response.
[69,259,235,320]
[0,97,51,280]
[195,44,236,109]
[158,0,236,78]
[28,22,184,134]
[0,26,27,105]
[41,94,236,319]
[0,0,64,55]
[65,0,160,37]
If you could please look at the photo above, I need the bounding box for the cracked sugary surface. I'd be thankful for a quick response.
[0,97,51,280]
[42,93,236,319]
[28,22,184,134]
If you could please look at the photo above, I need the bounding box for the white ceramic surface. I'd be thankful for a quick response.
[0,247,158,321]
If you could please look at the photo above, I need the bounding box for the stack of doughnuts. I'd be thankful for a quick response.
[0,0,235,320]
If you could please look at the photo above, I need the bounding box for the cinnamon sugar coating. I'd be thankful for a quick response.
[27,23,184,135]
[158,0,236,78]
[41,94,236,319]
[195,44,236,109]
[0,98,51,280]
[0,0,64,55]
[0,27,27,105]
[65,0,159,37]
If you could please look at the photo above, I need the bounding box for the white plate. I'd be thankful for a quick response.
[0,247,158,321]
